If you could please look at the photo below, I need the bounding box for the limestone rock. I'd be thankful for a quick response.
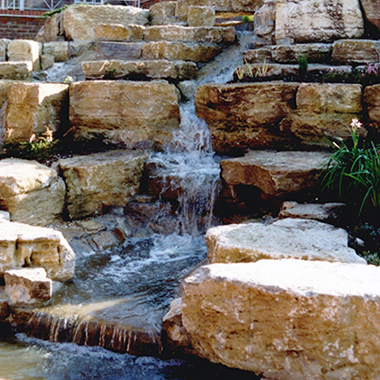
[234,63,298,81]
[181,259,380,379]
[0,62,32,81]
[43,41,69,62]
[81,60,197,81]
[150,1,178,25]
[242,47,273,64]
[95,41,143,60]
[0,80,15,108]
[5,82,69,142]
[275,0,364,44]
[220,150,330,197]
[361,0,380,34]
[62,5,149,41]
[332,40,380,64]
[364,84,380,132]
[177,80,197,100]
[272,43,333,64]
[0,287,9,320]
[94,24,144,42]
[206,218,364,264]
[0,39,10,62]
[58,150,148,219]
[187,6,215,27]
[253,0,275,45]
[69,80,180,148]
[4,268,52,305]
[40,54,55,70]
[142,41,221,63]
[7,40,42,71]
[35,12,64,43]
[0,220,75,281]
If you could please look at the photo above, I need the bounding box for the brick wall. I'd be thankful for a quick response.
[0,10,45,39]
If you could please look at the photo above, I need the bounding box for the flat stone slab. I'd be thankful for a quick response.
[206,218,365,264]
[0,62,32,80]
[0,220,75,281]
[82,60,197,81]
[95,42,144,60]
[182,259,380,379]
[220,150,331,197]
[332,39,380,64]
[4,267,52,305]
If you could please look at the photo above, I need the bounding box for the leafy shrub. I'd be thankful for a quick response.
[242,15,254,22]
[297,55,308,77]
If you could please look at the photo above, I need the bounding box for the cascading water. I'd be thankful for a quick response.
[0,33,258,380]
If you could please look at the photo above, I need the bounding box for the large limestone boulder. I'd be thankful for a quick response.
[280,83,365,146]
[0,62,32,81]
[5,82,69,143]
[0,220,75,281]
[58,150,148,220]
[62,5,149,41]
[150,1,178,25]
[7,40,42,71]
[332,39,380,64]
[181,259,380,379]
[0,159,66,226]
[35,12,64,43]
[361,0,380,34]
[275,0,364,43]
[206,218,365,264]
[94,24,144,42]
[69,80,180,148]
[4,267,52,305]
[42,41,69,62]
[195,82,299,154]
[187,6,215,27]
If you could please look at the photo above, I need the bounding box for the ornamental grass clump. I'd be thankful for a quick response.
[322,119,380,216]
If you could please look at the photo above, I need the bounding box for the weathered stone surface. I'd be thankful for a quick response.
[0,39,10,62]
[0,287,9,320]
[43,41,69,62]
[280,83,365,145]
[4,268,52,305]
[0,62,32,81]
[35,12,64,43]
[0,220,75,281]
[221,150,330,197]
[59,150,148,219]
[69,80,180,147]
[0,159,66,226]
[332,39,380,64]
[142,41,221,63]
[5,82,69,142]
[278,200,346,222]
[150,1,178,25]
[242,47,272,63]
[206,218,364,264]
[143,25,235,44]
[187,6,215,27]
[0,80,15,108]
[361,0,380,34]
[40,54,55,70]
[364,84,380,132]
[95,41,143,60]
[82,59,197,81]
[177,79,197,100]
[7,40,41,71]
[62,5,149,41]
[272,43,333,63]
[253,0,275,46]
[94,24,144,42]
[181,259,380,379]
[275,0,364,44]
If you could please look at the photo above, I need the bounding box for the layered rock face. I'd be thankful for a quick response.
[69,80,180,148]
[181,260,380,379]
[361,0,380,34]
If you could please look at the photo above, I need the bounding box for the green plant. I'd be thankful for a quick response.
[322,119,380,215]
[40,5,69,19]
[298,55,308,77]
[242,15,254,22]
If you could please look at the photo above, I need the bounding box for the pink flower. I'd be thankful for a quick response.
[351,118,363,130]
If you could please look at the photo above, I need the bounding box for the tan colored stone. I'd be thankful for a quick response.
[40,54,55,70]
[220,150,330,196]
[272,43,333,63]
[143,25,235,44]
[4,268,52,305]
[332,40,380,64]
[58,150,148,219]
[187,6,215,27]
[95,41,143,60]
[43,41,69,62]
[0,80,15,108]
[0,287,9,320]
[275,0,364,44]
[253,0,275,46]
[0,220,75,281]
[0,39,10,62]
[7,40,41,71]
[206,218,364,264]
[35,12,64,43]
[181,259,380,379]
[364,84,380,132]
[150,1,178,25]
[69,80,180,147]
[0,159,66,226]
[142,41,221,63]
[5,82,69,142]
[94,24,144,42]
[0,62,32,81]
[361,0,380,34]
[81,59,197,81]
[62,5,149,41]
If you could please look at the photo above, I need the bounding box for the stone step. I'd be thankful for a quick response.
[181,259,380,379]
[82,59,197,81]
[0,61,32,80]
[94,24,236,45]
[95,41,222,63]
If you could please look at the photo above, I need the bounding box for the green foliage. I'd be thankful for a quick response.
[360,251,380,265]
[297,55,308,77]
[322,119,380,215]
[242,15,254,22]
[40,5,69,19]
[323,64,380,86]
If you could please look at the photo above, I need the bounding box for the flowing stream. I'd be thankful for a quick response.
[0,34,259,380]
